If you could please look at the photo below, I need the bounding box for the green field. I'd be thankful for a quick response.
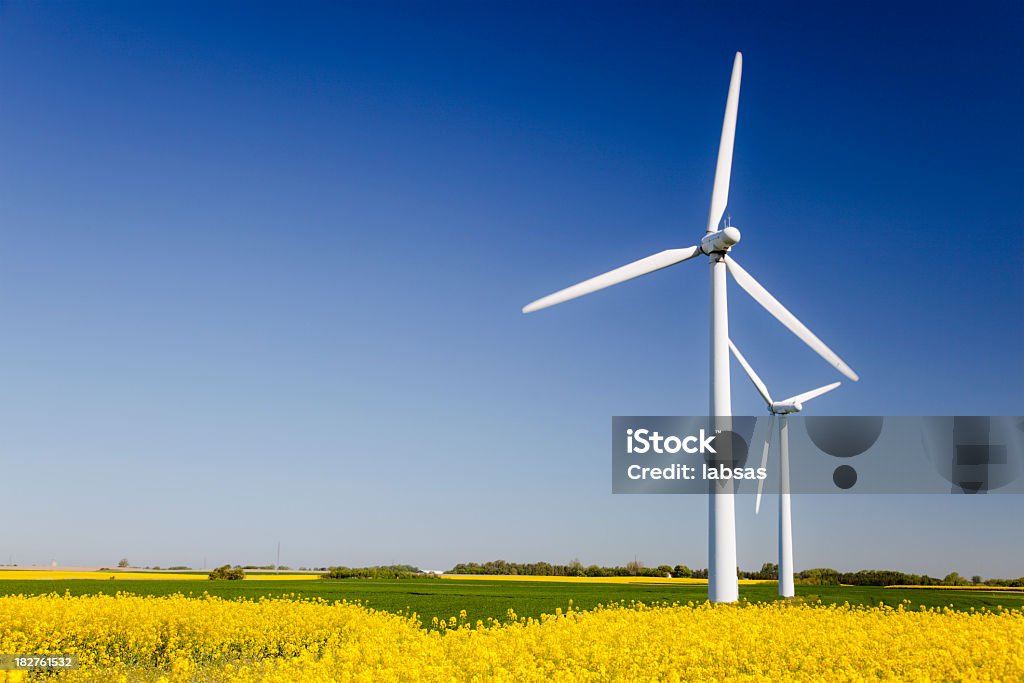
[1,578,1021,625]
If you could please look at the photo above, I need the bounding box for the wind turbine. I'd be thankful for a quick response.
[522,52,858,603]
[729,339,840,597]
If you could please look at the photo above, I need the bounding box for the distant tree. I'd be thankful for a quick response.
[567,558,585,577]
[117,558,129,568]
[972,575,982,585]
[209,565,245,580]
[673,565,693,578]
[942,572,967,586]
[797,568,840,586]
[625,559,643,576]
[656,565,674,577]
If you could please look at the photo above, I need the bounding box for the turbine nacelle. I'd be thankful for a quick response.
[769,401,803,414]
[700,226,741,255]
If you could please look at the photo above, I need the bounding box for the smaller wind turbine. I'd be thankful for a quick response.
[728,339,840,598]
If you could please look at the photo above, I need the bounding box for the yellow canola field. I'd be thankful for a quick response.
[440,574,771,585]
[0,593,1021,682]
[0,571,320,581]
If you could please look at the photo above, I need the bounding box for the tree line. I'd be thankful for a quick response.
[795,568,1024,587]
[448,559,709,578]
[447,560,1024,586]
[321,564,435,580]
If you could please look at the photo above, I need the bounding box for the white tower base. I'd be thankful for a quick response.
[708,254,738,603]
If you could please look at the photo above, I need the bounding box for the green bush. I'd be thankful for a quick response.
[208,565,245,580]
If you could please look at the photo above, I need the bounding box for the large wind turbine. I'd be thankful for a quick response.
[729,339,840,597]
[522,52,858,603]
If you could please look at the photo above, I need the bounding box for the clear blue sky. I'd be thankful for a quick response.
[1,2,1021,576]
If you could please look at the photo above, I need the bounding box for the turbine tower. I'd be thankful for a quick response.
[729,339,841,597]
[522,52,858,603]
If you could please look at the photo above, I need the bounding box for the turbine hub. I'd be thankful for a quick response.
[700,226,741,254]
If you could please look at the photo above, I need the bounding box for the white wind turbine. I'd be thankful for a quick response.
[729,339,841,597]
[522,52,858,603]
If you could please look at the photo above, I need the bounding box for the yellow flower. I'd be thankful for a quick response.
[0,593,1020,681]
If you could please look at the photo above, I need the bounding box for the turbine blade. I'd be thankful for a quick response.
[724,256,859,382]
[781,381,841,406]
[522,247,700,313]
[755,414,775,514]
[728,339,773,405]
[706,52,742,232]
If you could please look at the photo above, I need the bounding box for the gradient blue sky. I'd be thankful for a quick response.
[1,2,1021,576]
